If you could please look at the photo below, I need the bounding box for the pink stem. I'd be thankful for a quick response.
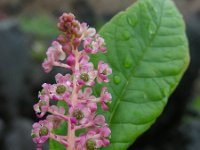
[50,133,68,147]
[53,62,71,69]
[78,98,100,103]
[75,122,93,130]
[48,108,69,121]
[68,49,80,150]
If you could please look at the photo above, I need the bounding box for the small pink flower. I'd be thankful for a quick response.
[70,103,93,125]
[76,127,111,150]
[49,73,72,101]
[42,59,53,73]
[49,105,65,115]
[87,28,96,38]
[78,54,95,74]
[83,34,106,54]
[92,126,111,148]
[76,130,96,150]
[78,71,97,86]
[78,88,97,112]
[42,41,66,73]
[47,106,65,128]
[34,99,49,118]
[49,84,71,101]
[79,53,90,64]
[97,61,112,83]
[94,115,106,126]
[99,126,111,138]
[83,38,98,54]
[38,83,52,101]
[55,73,71,85]
[100,87,112,111]
[76,62,97,86]
[50,41,66,61]
[96,34,107,53]
[31,120,53,144]
[78,87,93,99]
[79,53,93,71]
[81,23,96,39]
[77,114,107,129]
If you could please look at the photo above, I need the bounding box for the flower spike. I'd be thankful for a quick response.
[32,12,112,150]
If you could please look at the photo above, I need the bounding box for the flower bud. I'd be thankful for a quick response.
[62,43,72,53]
[57,35,66,43]
[73,38,81,48]
[66,54,75,66]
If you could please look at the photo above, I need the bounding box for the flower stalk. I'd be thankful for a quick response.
[31,13,112,150]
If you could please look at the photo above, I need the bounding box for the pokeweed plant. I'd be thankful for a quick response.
[31,0,190,150]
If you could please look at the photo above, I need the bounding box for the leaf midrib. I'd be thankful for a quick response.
[108,0,166,124]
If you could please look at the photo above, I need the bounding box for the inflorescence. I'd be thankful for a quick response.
[31,13,112,150]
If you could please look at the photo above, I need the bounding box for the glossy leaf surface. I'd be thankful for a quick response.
[91,0,189,149]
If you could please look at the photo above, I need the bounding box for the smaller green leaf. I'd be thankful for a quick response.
[49,121,67,150]
[49,101,68,150]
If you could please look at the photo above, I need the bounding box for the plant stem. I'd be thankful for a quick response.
[67,49,79,150]
[67,122,75,150]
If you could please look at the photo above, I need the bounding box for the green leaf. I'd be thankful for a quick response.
[49,121,67,150]
[49,101,68,150]
[90,0,190,149]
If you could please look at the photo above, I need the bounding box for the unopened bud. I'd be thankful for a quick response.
[66,54,75,66]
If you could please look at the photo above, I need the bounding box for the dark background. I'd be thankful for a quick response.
[0,0,200,150]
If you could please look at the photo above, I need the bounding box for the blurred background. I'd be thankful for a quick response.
[0,0,200,150]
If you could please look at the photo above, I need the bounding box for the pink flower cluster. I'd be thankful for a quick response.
[31,13,112,150]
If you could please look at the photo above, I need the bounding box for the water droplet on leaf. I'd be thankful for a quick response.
[149,23,157,35]
[122,31,131,40]
[124,57,132,68]
[127,14,138,27]
[153,8,158,13]
[113,75,121,84]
